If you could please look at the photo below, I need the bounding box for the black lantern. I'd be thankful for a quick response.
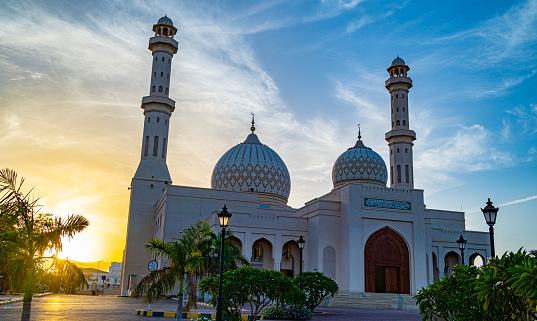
[215,205,232,321]
[218,205,232,229]
[481,198,499,258]
[456,234,467,265]
[297,235,305,291]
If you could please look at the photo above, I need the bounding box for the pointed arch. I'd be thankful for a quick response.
[469,252,485,267]
[252,238,273,270]
[364,227,410,293]
[444,251,460,276]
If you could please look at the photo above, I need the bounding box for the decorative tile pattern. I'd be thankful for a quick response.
[332,141,387,186]
[211,134,291,200]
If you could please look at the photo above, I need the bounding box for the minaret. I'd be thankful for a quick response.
[385,56,416,188]
[134,15,178,182]
[121,16,178,295]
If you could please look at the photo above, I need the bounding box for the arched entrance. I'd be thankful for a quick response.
[364,227,410,294]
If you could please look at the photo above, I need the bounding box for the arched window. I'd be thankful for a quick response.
[403,120,406,126]
[161,72,163,77]
[165,119,167,125]
[323,246,336,280]
[397,148,400,153]
[167,74,169,79]
[153,72,156,77]
[144,136,149,156]
[148,117,150,122]
[396,94,399,99]
[168,59,170,64]
[397,165,401,183]
[390,149,393,155]
[396,120,400,126]
[397,107,399,112]
[157,117,159,123]
[392,121,394,127]
[162,138,167,158]
[390,166,394,185]
[165,87,168,94]
[155,57,157,62]
[405,165,409,183]
[403,107,405,112]
[162,57,164,62]
[405,148,408,153]
[158,86,163,92]
[152,86,156,92]
[153,136,159,156]
[402,94,405,98]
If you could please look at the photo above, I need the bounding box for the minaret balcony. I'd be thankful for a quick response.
[385,77,413,89]
[148,36,179,54]
[385,129,416,142]
[141,96,175,114]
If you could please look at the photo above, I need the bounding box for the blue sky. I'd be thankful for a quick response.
[0,0,536,261]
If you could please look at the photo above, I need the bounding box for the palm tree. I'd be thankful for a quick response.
[0,168,89,321]
[133,221,248,321]
[133,221,212,321]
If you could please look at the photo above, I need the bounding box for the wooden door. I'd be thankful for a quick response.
[385,267,399,293]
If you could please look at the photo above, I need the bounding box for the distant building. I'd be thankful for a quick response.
[121,16,491,296]
[82,262,122,293]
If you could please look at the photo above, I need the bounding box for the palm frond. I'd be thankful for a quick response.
[133,266,182,303]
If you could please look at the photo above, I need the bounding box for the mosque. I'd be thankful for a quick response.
[120,16,491,296]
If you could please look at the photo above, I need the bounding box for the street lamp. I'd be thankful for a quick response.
[297,235,305,291]
[481,198,499,258]
[215,205,231,321]
[456,234,467,265]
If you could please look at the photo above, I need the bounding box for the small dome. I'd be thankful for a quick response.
[211,128,291,205]
[332,137,388,187]
[391,56,405,66]
[158,15,173,26]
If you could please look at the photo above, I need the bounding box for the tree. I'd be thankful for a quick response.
[293,272,339,312]
[133,221,247,321]
[0,168,89,321]
[51,258,89,294]
[200,266,306,321]
[415,249,537,320]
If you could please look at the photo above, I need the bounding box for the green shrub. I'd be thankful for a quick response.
[293,272,338,312]
[262,306,286,319]
[414,249,537,321]
[261,305,313,320]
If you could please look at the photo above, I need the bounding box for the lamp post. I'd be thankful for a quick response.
[297,235,305,291]
[481,198,499,258]
[215,205,231,321]
[456,234,467,265]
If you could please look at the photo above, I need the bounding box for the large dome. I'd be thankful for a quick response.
[332,135,387,187]
[211,122,291,206]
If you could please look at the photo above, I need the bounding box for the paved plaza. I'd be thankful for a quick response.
[0,294,423,320]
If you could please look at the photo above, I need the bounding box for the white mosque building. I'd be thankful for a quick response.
[120,16,491,296]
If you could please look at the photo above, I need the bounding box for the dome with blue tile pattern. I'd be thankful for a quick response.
[391,56,406,66]
[158,15,173,26]
[332,131,387,187]
[211,117,291,204]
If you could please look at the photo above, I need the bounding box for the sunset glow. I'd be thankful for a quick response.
[1,0,536,263]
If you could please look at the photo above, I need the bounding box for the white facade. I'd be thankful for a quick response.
[120,17,490,296]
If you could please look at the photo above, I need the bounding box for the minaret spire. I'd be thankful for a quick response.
[358,124,361,140]
[385,56,416,188]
